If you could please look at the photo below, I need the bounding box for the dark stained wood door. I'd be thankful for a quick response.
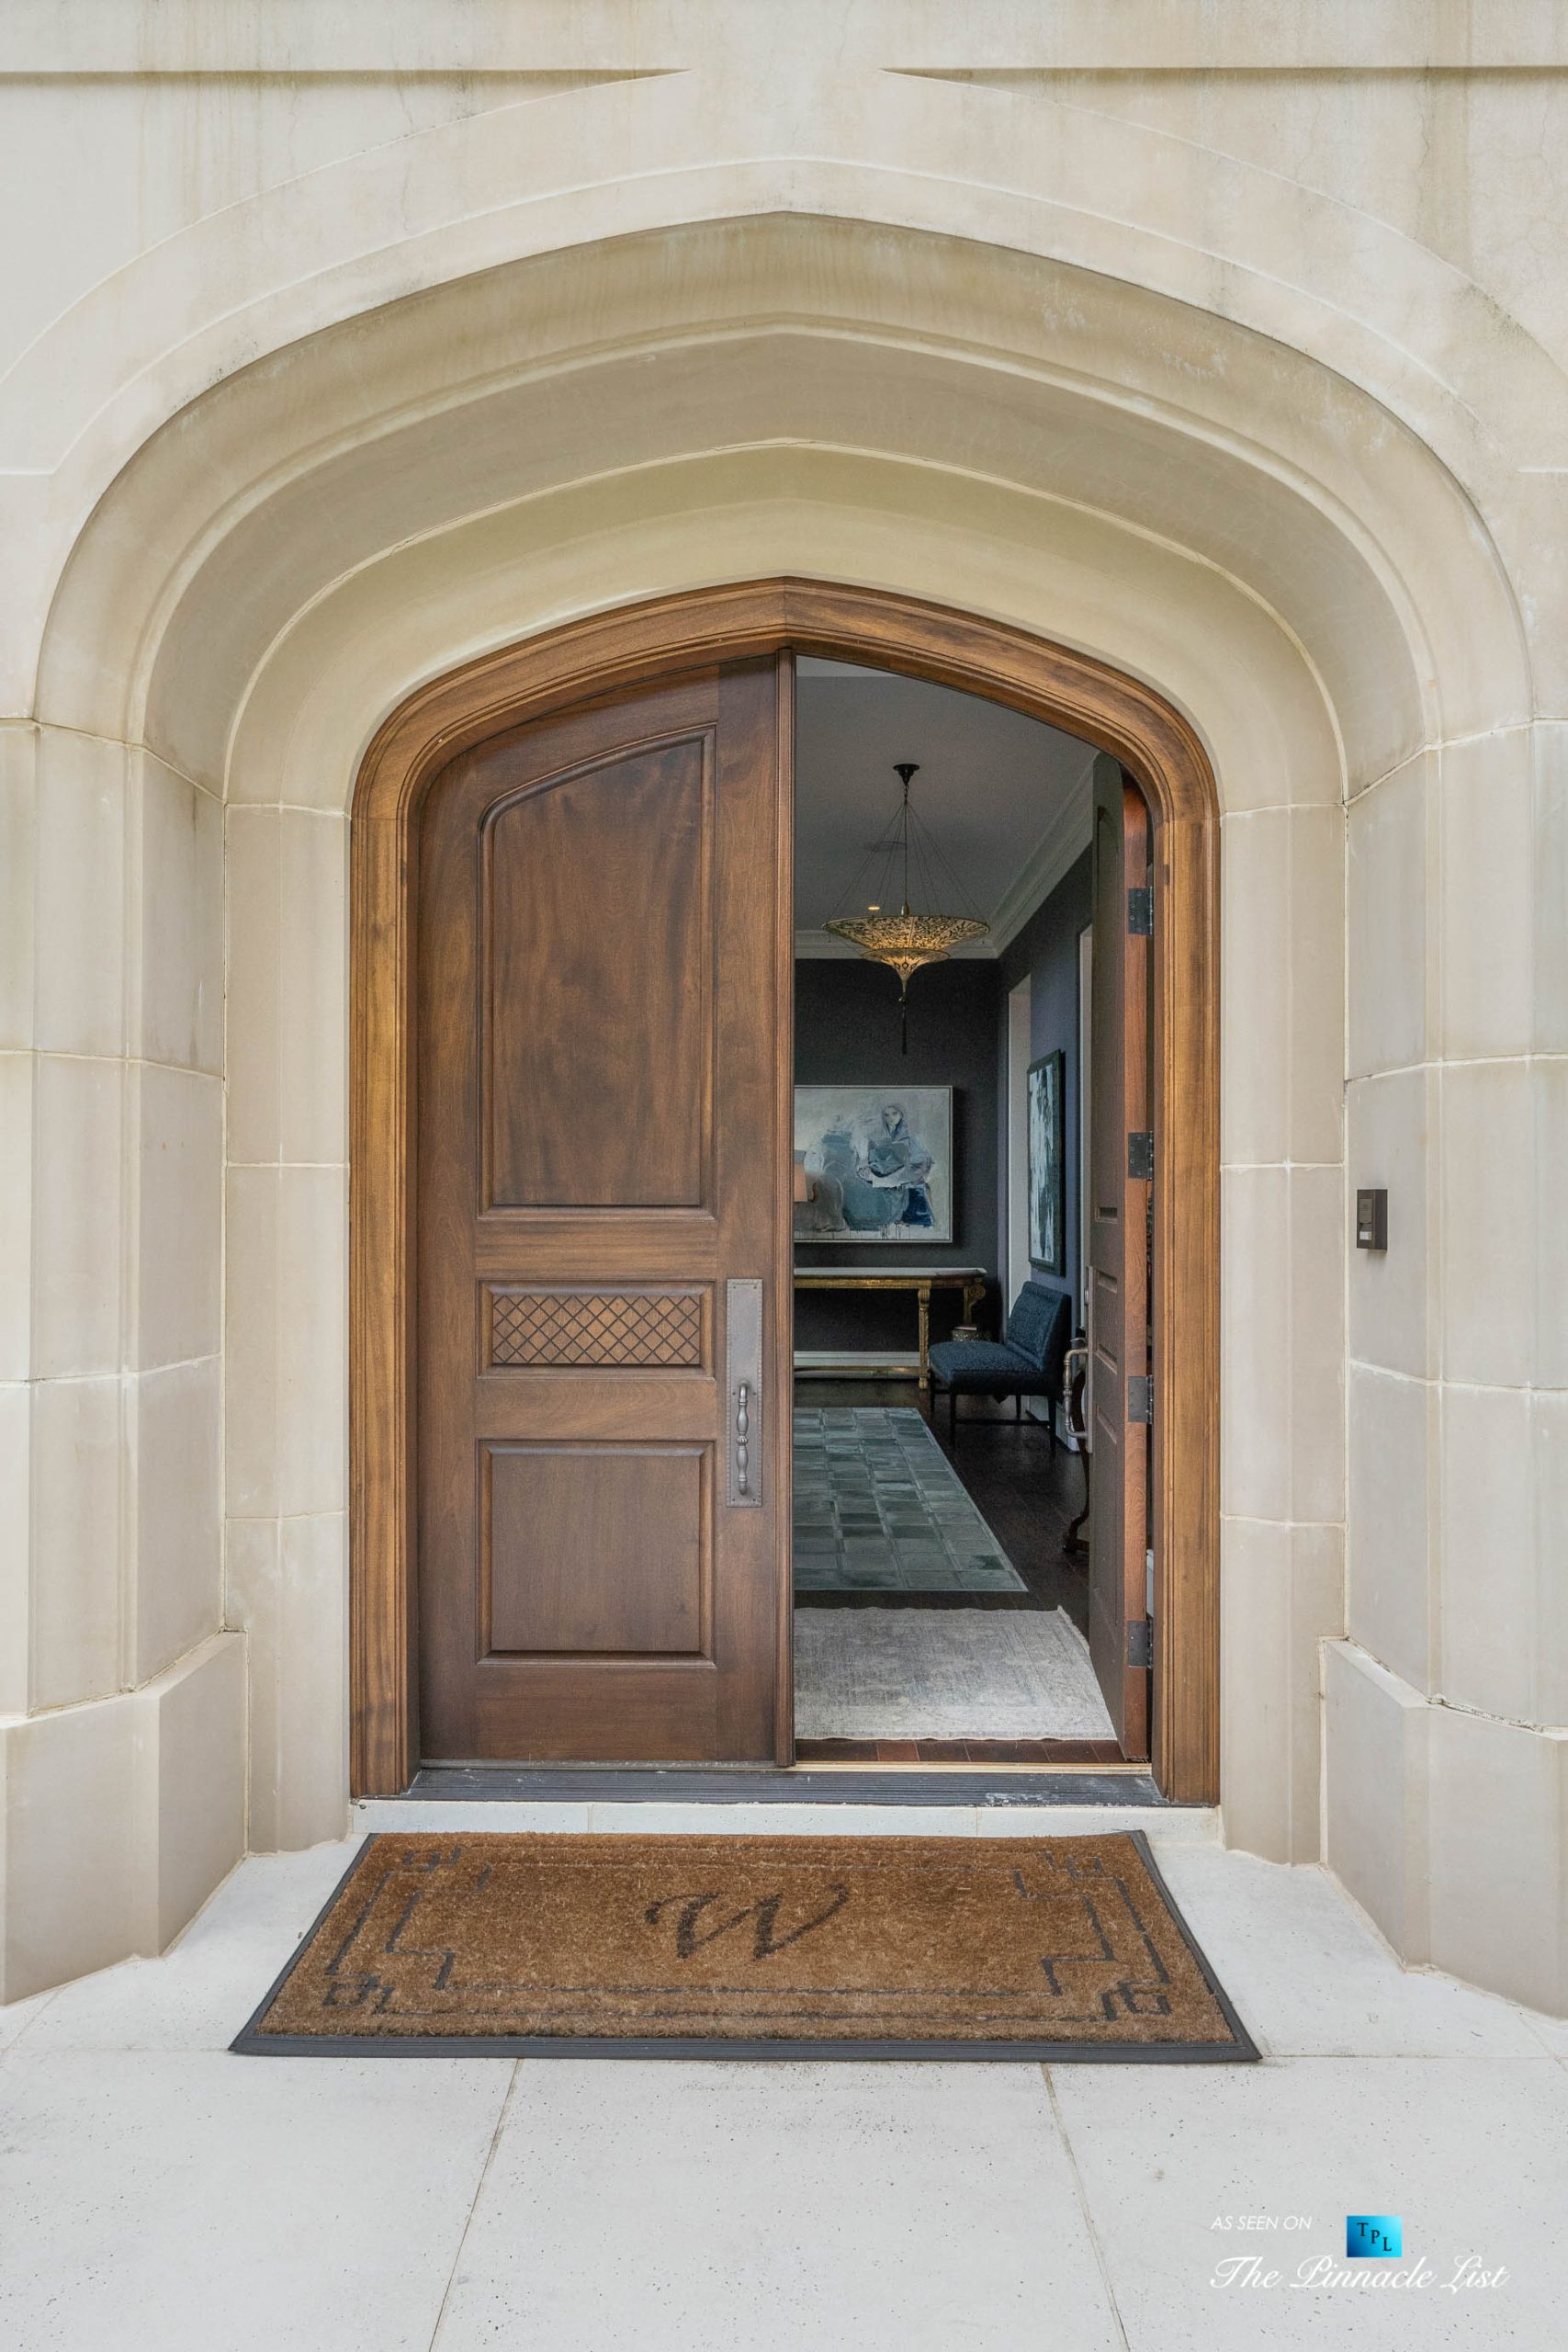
[1088,753,1152,1756]
[416,662,793,1762]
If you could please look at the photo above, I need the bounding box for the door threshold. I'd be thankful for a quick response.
[793,1758,1149,1775]
[400,1763,1179,1807]
[795,1739,1135,1770]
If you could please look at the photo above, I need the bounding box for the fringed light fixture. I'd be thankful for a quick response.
[823,763,989,1052]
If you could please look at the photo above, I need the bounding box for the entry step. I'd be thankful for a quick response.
[387,1763,1185,1809]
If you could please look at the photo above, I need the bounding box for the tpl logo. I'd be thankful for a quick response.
[1346,2217,1403,2260]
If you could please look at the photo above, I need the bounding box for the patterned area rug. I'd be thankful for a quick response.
[792,1407,1027,1592]
[793,1607,1116,1740]
[233,1831,1255,2061]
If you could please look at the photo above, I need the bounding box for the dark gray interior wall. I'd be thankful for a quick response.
[794,958,1002,1351]
[998,846,1092,1330]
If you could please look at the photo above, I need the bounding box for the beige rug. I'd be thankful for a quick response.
[233,1830,1255,2061]
[793,1607,1116,1740]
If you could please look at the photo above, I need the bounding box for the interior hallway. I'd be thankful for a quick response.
[791,1380,1111,1752]
[2,1815,1560,2351]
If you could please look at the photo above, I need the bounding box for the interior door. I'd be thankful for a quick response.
[1087,752,1152,1756]
[416,660,793,1763]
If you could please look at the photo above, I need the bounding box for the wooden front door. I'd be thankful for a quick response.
[1087,752,1152,1756]
[415,661,792,1763]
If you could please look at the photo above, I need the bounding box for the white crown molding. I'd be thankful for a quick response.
[795,750,1094,963]
[984,750,1096,956]
[795,930,863,959]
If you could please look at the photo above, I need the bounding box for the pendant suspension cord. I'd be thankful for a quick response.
[895,762,917,1053]
[904,797,987,925]
[821,800,908,926]
[895,761,915,1054]
[821,758,989,1061]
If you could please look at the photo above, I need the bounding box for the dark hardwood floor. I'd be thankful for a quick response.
[793,1736,1127,1765]
[792,1377,1090,1628]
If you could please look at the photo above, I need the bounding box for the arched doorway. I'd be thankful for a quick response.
[349,580,1219,1801]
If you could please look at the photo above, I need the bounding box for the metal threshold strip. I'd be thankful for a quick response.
[403,1764,1176,1807]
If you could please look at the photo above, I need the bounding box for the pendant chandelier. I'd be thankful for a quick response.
[823,762,989,1051]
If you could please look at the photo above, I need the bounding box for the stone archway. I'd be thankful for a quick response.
[13,207,1549,2008]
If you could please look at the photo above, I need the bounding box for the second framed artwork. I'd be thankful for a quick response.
[793,1086,953,1244]
[1027,1051,1066,1275]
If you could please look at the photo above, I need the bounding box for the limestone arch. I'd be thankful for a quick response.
[34,216,1531,796]
[19,211,1530,1871]
[8,106,1562,720]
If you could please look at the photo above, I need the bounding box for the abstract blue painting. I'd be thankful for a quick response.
[1028,1050,1066,1275]
[793,1087,953,1245]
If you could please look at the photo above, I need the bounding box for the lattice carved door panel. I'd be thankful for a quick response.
[488,1288,707,1371]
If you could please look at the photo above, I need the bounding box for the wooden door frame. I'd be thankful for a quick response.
[350,580,1220,1801]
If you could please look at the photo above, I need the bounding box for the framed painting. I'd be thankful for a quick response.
[793,1086,953,1245]
[1028,1051,1066,1274]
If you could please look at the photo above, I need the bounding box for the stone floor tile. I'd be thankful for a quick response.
[1049,2055,1566,2348]
[434,2060,1121,2352]
[1151,1848,1552,2060]
[582,1801,978,1837]
[0,1984,57,2053]
[974,1804,1219,1841]
[12,1841,364,2053]
[0,2050,512,2352]
[352,1799,593,1835]
[5,1840,1564,2352]
[1520,2010,1568,2057]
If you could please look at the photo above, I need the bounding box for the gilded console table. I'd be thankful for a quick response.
[793,1264,988,1390]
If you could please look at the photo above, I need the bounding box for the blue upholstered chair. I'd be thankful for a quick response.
[927,1281,1073,1446]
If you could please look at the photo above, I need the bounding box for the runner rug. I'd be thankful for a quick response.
[792,1407,1028,1592]
[233,1831,1256,2062]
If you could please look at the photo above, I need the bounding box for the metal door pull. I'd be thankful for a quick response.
[726,1278,763,1508]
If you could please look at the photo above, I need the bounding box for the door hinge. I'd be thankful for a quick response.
[1127,1617,1154,1670]
[1127,1129,1154,1181]
[1126,886,1153,936]
[1127,1374,1153,1424]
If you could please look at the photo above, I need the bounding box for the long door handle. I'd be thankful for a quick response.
[727,1278,763,1509]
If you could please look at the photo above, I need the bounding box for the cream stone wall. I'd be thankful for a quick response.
[1,2,1563,2012]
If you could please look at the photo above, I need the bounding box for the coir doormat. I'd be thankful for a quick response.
[233,1832,1256,2063]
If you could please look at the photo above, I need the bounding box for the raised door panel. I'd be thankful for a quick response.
[484,738,712,1210]
[483,1444,707,1656]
